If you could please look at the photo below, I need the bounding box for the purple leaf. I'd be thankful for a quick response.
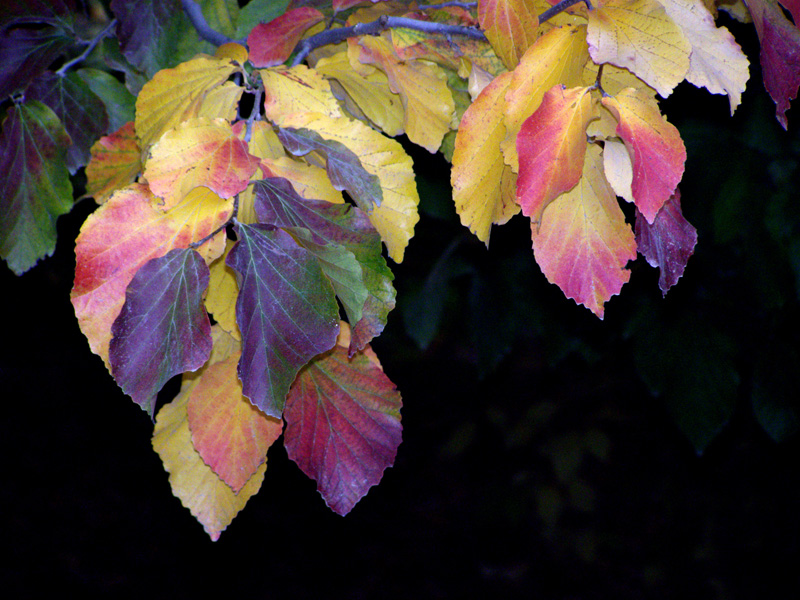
[635,190,697,295]
[226,223,340,418]
[253,177,395,353]
[0,26,72,98]
[25,71,109,173]
[284,343,402,516]
[109,248,212,415]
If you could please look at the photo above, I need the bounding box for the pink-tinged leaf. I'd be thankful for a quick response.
[0,101,72,275]
[187,352,283,493]
[532,144,637,318]
[333,0,369,12]
[109,248,212,415]
[634,189,697,295]
[84,121,142,205]
[226,223,340,418]
[746,0,800,129]
[253,177,395,354]
[778,0,800,25]
[247,7,324,67]
[284,335,402,516]
[516,85,594,225]
[601,88,686,223]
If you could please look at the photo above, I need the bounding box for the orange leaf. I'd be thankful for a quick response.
[601,88,686,223]
[478,0,540,70]
[516,85,595,225]
[532,144,636,318]
[247,7,324,68]
[187,352,283,494]
[84,121,141,205]
[144,118,260,209]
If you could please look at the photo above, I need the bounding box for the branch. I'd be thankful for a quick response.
[292,14,486,66]
[56,19,117,76]
[181,0,234,46]
[538,0,593,25]
[417,2,478,8]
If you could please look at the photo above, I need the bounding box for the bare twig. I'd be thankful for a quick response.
[417,2,478,9]
[56,19,117,76]
[180,0,234,46]
[538,0,593,25]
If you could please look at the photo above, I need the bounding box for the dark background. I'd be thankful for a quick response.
[3,18,800,599]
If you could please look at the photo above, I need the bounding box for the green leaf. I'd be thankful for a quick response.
[0,101,72,274]
[77,67,136,133]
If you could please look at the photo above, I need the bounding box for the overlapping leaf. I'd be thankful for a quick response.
[77,68,137,133]
[109,248,212,415]
[0,25,72,98]
[71,184,231,364]
[205,240,240,339]
[531,144,637,317]
[226,223,340,418]
[84,121,141,204]
[601,87,686,223]
[284,325,402,515]
[634,189,697,294]
[261,156,343,204]
[247,7,324,68]
[0,101,72,275]
[478,0,539,70]
[260,65,343,124]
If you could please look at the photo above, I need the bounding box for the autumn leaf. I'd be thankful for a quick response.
[109,248,212,415]
[532,144,637,318]
[451,70,519,244]
[284,324,402,515]
[233,120,286,162]
[516,85,595,225]
[187,351,283,493]
[260,156,344,204]
[226,222,340,418]
[260,65,343,124]
[586,0,691,97]
[144,118,260,209]
[71,184,231,365]
[247,6,324,68]
[0,24,72,98]
[205,240,240,340]
[279,111,419,262]
[634,189,697,295]
[477,0,540,70]
[0,101,72,275]
[601,87,686,223]
[84,121,141,205]
[602,138,634,203]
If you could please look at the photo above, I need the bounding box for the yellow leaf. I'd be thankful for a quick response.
[586,0,691,97]
[261,156,344,204]
[260,65,343,125]
[234,120,285,161]
[657,0,749,114]
[451,70,519,244]
[135,55,242,151]
[215,42,249,64]
[315,51,405,137]
[583,62,657,96]
[500,25,590,172]
[84,121,141,205]
[281,112,420,262]
[206,240,240,340]
[196,81,244,122]
[602,138,634,202]
[478,0,540,70]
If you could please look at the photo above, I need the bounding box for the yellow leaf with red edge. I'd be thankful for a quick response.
[280,111,420,262]
[451,70,519,244]
[353,35,455,152]
[135,55,242,152]
[84,121,141,204]
[478,0,540,70]
[501,24,590,172]
[601,87,686,223]
[657,0,749,114]
[206,240,240,340]
[516,85,595,225]
[315,51,405,137]
[144,118,260,209]
[71,184,231,366]
[586,0,691,97]
[532,144,636,318]
[187,351,283,493]
[260,65,343,125]
[153,328,265,541]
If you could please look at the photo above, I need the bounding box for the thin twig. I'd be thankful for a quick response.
[417,2,478,9]
[180,0,234,46]
[538,0,593,25]
[56,19,117,76]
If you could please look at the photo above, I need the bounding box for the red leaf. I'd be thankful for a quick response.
[634,189,697,295]
[246,7,324,68]
[284,337,402,516]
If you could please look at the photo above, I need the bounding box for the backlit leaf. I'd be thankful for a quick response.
[601,87,686,223]
[187,351,283,493]
[531,144,637,318]
[284,324,402,515]
[451,70,519,244]
[84,121,141,205]
[247,7,324,67]
[109,248,212,415]
[226,223,340,418]
[634,189,697,295]
[0,101,72,275]
[260,64,343,123]
[586,0,691,97]
[478,0,540,70]
[516,85,595,225]
[144,118,260,209]
[72,184,231,365]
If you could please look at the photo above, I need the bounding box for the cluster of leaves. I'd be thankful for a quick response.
[1,0,798,538]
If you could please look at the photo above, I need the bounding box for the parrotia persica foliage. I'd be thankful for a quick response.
[0,0,797,539]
